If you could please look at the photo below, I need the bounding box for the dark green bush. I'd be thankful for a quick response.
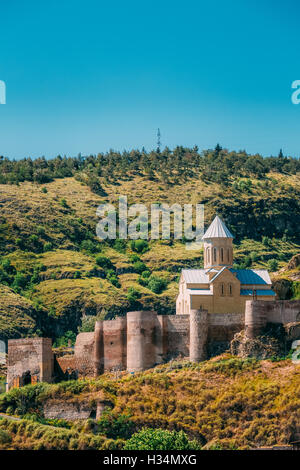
[0,428,12,445]
[106,270,120,288]
[80,240,101,254]
[147,275,167,294]
[123,428,201,450]
[54,330,77,347]
[97,412,134,440]
[95,256,114,270]
[132,261,147,274]
[130,240,149,253]
[126,287,141,304]
[268,259,279,271]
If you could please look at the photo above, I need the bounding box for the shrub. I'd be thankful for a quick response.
[60,198,68,208]
[147,275,167,294]
[123,428,201,450]
[268,259,279,271]
[106,270,120,288]
[129,254,141,263]
[0,428,12,445]
[126,287,141,304]
[80,240,101,254]
[95,256,114,270]
[132,261,147,274]
[34,171,52,184]
[240,255,252,269]
[54,331,77,347]
[262,236,272,247]
[97,412,134,440]
[130,240,149,253]
[113,239,127,253]
[15,238,23,248]
[86,177,106,196]
[36,226,45,236]
[0,383,51,415]
[141,270,151,279]
[78,316,96,333]
[43,242,52,252]
[250,252,259,262]
[1,258,16,275]
[12,272,29,291]
[27,234,43,252]
[292,281,300,299]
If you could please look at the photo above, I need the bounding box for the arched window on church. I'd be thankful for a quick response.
[221,283,225,296]
[227,248,230,262]
[213,248,217,263]
[206,247,210,264]
[229,283,233,296]
[220,247,224,262]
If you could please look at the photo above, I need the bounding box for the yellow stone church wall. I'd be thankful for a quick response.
[188,269,274,314]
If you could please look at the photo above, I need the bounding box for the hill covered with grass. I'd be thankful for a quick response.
[0,146,299,342]
[0,355,299,450]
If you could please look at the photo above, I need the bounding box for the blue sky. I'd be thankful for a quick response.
[0,0,300,159]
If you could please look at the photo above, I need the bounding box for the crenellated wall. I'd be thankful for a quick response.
[165,315,190,359]
[103,317,127,371]
[6,300,300,389]
[6,338,53,391]
[245,300,300,338]
[56,332,95,378]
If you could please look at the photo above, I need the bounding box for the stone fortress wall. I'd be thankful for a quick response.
[6,299,300,390]
[6,338,53,391]
[245,299,300,338]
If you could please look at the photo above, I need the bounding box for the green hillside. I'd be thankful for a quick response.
[0,147,299,341]
[0,355,299,450]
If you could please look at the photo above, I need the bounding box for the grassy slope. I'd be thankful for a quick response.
[0,285,36,339]
[0,171,299,338]
[0,356,299,449]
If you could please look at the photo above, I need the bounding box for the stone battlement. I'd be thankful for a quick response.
[245,299,300,338]
[6,299,300,390]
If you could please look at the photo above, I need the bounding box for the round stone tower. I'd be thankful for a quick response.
[245,300,267,338]
[189,309,208,362]
[202,215,234,268]
[127,311,157,372]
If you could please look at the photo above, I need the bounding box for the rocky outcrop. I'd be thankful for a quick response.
[275,254,300,287]
[284,322,300,342]
[230,330,284,359]
[272,278,293,300]
[287,254,300,271]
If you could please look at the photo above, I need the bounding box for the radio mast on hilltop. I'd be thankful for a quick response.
[157,128,161,152]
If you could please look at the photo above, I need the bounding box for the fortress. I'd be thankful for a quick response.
[6,217,300,390]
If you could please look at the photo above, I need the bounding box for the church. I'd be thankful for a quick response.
[176,215,275,315]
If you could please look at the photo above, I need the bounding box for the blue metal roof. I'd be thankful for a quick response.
[240,289,276,296]
[182,268,272,286]
[230,269,271,285]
